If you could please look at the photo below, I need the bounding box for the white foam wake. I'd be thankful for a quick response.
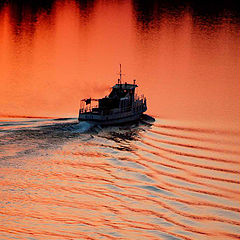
[71,121,94,133]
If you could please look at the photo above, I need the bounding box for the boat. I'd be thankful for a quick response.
[78,65,147,125]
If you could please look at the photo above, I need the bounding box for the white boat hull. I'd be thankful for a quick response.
[78,108,146,126]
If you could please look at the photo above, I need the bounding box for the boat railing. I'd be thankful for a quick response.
[79,103,98,114]
[134,94,146,103]
[135,94,146,102]
[79,94,146,115]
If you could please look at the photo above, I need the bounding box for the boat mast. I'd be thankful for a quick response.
[117,64,123,85]
[119,64,122,84]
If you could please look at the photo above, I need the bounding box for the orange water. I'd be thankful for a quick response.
[0,118,239,240]
[0,0,239,125]
[0,0,239,239]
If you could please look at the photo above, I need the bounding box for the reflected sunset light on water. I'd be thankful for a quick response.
[0,0,239,125]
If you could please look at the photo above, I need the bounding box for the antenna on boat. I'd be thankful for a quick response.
[117,64,124,84]
[119,64,122,83]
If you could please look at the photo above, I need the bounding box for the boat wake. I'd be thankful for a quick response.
[69,121,95,133]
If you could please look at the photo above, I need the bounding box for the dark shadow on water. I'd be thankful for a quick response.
[75,0,95,21]
[0,0,97,38]
[0,0,55,40]
[132,0,240,31]
[141,114,155,124]
[53,118,76,121]
[94,115,154,152]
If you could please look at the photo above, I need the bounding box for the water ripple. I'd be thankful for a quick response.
[0,117,239,239]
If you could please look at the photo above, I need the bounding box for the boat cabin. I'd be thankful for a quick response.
[99,82,138,111]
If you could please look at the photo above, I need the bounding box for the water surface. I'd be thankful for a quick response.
[0,117,239,239]
[0,0,239,124]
